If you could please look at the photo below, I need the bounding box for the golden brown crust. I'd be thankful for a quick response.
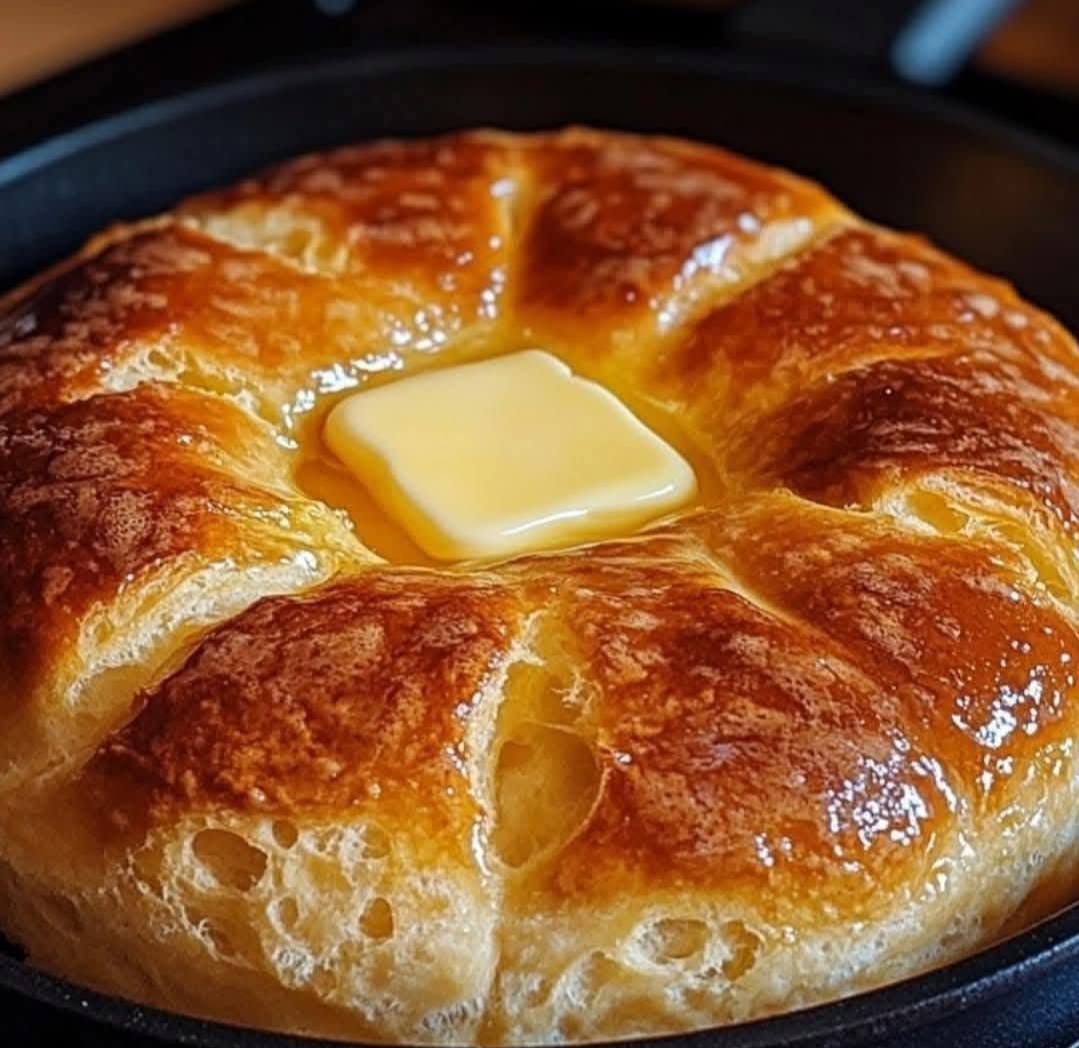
[662,226,1047,393]
[513,128,849,366]
[179,133,518,285]
[0,384,317,697]
[739,352,1079,530]
[97,571,524,821]
[656,226,1079,497]
[707,495,1079,792]
[0,222,412,426]
[178,133,522,414]
[1,127,1078,1043]
[501,535,946,914]
[519,130,840,307]
[0,379,362,794]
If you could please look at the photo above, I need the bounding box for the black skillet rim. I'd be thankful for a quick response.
[3,43,1079,188]
[2,42,1079,1048]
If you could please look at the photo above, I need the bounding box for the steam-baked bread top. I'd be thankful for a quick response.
[0,128,1078,1045]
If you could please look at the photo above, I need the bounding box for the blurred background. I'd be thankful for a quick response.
[0,0,1077,160]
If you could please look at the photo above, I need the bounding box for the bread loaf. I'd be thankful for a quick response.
[1,128,1078,1044]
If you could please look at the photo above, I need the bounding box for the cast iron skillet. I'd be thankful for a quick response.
[3,45,1079,1048]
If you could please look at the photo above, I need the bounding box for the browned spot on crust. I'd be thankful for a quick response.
[733,354,1079,533]
[0,385,311,697]
[94,572,524,829]
[658,227,1079,469]
[710,497,1079,793]
[512,551,947,914]
[1,142,522,422]
[180,132,522,362]
[0,223,341,416]
[515,128,846,357]
[670,229,1053,384]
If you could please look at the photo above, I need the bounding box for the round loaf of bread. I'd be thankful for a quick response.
[1,127,1078,1045]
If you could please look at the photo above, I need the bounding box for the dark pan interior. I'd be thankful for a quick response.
[2,45,1079,1048]
[3,47,1079,325]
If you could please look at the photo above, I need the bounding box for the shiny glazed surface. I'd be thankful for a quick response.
[1,128,1079,1044]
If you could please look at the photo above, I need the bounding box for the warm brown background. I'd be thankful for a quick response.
[980,0,1079,92]
[0,0,234,95]
[0,0,1075,96]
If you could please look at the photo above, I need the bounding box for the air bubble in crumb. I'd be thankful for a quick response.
[361,824,391,859]
[576,951,621,998]
[359,896,395,939]
[524,975,552,1007]
[491,724,600,867]
[192,828,268,892]
[185,907,237,958]
[638,917,708,963]
[275,896,300,931]
[272,819,299,849]
[311,966,338,996]
[202,921,237,958]
[142,345,180,376]
[720,921,762,981]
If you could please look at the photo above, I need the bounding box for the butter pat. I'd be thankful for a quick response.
[323,350,696,561]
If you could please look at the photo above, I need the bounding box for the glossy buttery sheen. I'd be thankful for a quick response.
[0,128,1078,1047]
[323,350,697,560]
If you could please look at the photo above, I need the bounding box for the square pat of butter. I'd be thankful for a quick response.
[323,350,696,561]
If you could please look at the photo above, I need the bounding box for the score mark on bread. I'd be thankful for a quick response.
[0,127,1078,1045]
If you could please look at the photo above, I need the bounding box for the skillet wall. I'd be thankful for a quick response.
[2,50,1079,329]
[2,47,1079,1048]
